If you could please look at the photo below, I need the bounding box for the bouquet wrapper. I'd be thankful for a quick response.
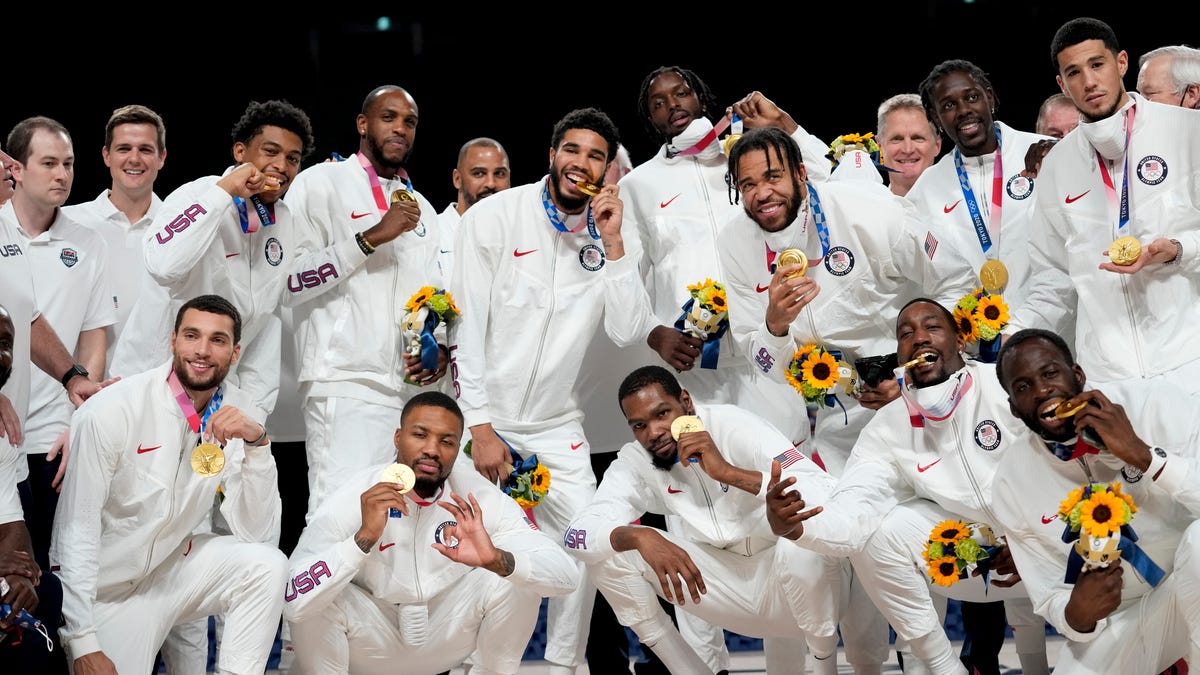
[401,306,441,372]
[673,297,728,369]
[1062,523,1165,587]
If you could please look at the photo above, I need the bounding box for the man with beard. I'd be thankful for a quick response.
[284,85,450,526]
[449,106,646,675]
[49,294,287,675]
[437,136,511,280]
[993,329,1200,674]
[765,298,1045,675]
[283,391,579,674]
[564,365,856,675]
[1004,17,1200,400]
[0,303,66,670]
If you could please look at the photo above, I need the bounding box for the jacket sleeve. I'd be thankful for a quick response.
[793,125,832,183]
[281,170,371,308]
[563,449,655,564]
[142,181,235,287]
[1005,191,1076,336]
[477,482,581,598]
[231,311,281,415]
[719,245,799,387]
[50,403,123,660]
[282,490,371,623]
[218,412,282,546]
[889,197,977,310]
[602,253,659,348]
[448,208,497,428]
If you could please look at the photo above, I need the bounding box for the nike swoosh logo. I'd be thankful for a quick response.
[137,444,161,454]
[351,211,372,219]
[225,252,239,258]
[756,283,770,293]
[182,539,193,557]
[513,248,537,257]
[378,542,395,551]
[660,194,681,209]
[570,442,584,450]
[667,486,684,494]
[916,458,941,473]
[944,200,962,213]
[1041,513,1059,524]
[1064,190,1090,204]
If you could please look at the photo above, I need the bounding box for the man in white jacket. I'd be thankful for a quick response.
[565,365,861,675]
[993,328,1200,673]
[50,294,287,675]
[284,391,579,674]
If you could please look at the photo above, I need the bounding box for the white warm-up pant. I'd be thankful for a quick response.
[303,396,403,522]
[487,421,595,669]
[288,566,542,675]
[591,530,847,658]
[85,533,287,675]
[1054,519,1200,673]
[851,499,1049,675]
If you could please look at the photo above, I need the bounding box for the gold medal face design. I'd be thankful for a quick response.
[191,442,225,477]
[380,463,416,494]
[1054,400,1088,419]
[670,415,704,441]
[1108,236,1141,266]
[979,259,1009,293]
[391,189,416,203]
[722,133,742,157]
[575,180,601,197]
[779,248,808,279]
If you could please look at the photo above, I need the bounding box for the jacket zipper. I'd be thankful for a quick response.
[951,417,1001,527]
[517,236,557,418]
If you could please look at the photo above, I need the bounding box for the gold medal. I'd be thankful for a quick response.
[670,415,704,441]
[779,248,807,279]
[979,259,1009,293]
[1108,236,1141,266]
[722,133,742,157]
[190,442,225,477]
[1053,399,1088,420]
[380,463,415,494]
[575,179,601,197]
[390,189,416,203]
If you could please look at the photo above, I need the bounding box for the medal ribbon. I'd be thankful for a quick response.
[1047,436,1101,463]
[233,195,275,234]
[953,124,1004,256]
[1095,105,1135,232]
[540,177,598,239]
[899,370,974,428]
[167,369,223,437]
[357,152,413,217]
[667,113,741,158]
[801,185,832,265]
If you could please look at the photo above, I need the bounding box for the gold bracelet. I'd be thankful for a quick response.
[355,231,376,255]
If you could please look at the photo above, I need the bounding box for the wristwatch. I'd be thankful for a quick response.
[60,364,89,388]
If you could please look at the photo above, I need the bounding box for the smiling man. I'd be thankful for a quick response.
[50,294,286,675]
[284,391,578,675]
[992,328,1200,673]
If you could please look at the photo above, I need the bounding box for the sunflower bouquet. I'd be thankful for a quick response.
[401,286,460,380]
[1059,482,1135,572]
[922,520,998,588]
[953,288,1009,363]
[826,132,884,168]
[673,278,730,370]
[784,344,853,407]
[464,439,550,510]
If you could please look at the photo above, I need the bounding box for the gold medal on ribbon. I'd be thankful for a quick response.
[1053,399,1088,419]
[670,415,704,441]
[575,179,601,197]
[380,463,415,494]
[391,189,416,203]
[979,259,1009,293]
[1108,236,1141,266]
[779,248,808,279]
[190,442,225,477]
[722,133,742,157]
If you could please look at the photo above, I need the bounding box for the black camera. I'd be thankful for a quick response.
[854,353,899,389]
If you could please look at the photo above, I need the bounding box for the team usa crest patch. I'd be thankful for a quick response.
[60,248,78,268]
[973,420,1002,451]
[434,521,459,549]
[1005,174,1033,200]
[1137,156,1167,185]
[824,246,854,276]
[264,237,284,266]
[579,243,605,271]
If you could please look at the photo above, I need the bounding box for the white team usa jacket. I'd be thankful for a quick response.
[991,378,1200,642]
[283,156,444,400]
[800,361,1019,558]
[283,457,579,623]
[111,171,292,413]
[449,179,644,431]
[563,402,835,564]
[50,361,278,658]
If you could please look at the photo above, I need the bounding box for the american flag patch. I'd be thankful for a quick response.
[523,516,539,531]
[773,447,805,469]
[924,231,938,260]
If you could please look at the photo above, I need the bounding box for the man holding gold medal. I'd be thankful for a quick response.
[50,295,288,675]
[284,391,578,674]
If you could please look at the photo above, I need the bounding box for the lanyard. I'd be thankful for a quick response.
[667,113,742,158]
[233,195,274,233]
[540,177,598,239]
[953,124,1003,255]
[357,152,413,217]
[167,369,223,436]
[1096,105,1136,232]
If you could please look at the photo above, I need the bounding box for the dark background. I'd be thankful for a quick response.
[4,4,1183,212]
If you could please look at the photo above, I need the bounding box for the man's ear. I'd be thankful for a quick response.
[680,389,694,415]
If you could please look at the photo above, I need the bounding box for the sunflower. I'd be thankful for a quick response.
[802,350,840,390]
[514,494,538,510]
[406,286,435,312]
[975,295,1010,331]
[784,363,806,397]
[706,287,728,312]
[1079,490,1128,538]
[1110,482,1137,514]
[1059,486,1084,518]
[930,520,969,546]
[953,306,979,342]
[927,556,961,587]
[531,464,551,496]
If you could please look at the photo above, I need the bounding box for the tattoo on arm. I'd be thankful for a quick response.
[728,475,762,495]
[355,535,374,554]
[486,550,516,577]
